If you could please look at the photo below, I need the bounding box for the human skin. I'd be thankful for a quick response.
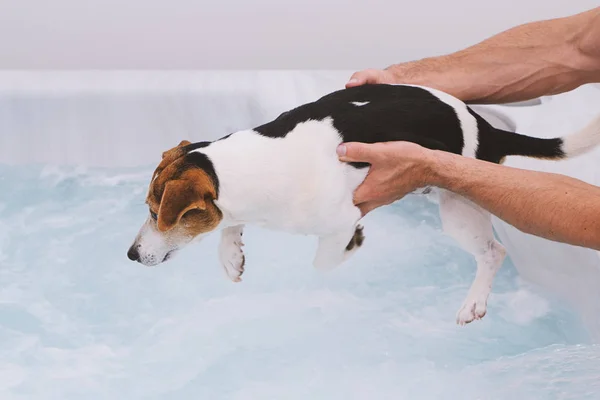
[346,8,600,104]
[338,7,600,250]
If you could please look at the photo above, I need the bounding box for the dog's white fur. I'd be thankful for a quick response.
[133,84,600,325]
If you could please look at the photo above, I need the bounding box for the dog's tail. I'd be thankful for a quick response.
[492,113,600,161]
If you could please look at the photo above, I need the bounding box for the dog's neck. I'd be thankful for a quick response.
[197,130,293,230]
[212,173,295,232]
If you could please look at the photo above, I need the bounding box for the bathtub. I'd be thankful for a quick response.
[0,71,598,399]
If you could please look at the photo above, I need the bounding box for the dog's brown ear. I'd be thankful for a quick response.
[162,140,192,160]
[156,170,215,232]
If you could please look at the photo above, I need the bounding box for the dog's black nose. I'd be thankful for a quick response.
[127,246,140,261]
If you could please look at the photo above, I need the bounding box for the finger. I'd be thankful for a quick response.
[336,142,379,164]
[345,69,380,88]
[345,72,366,88]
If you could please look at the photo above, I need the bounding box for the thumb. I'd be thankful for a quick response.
[336,142,379,163]
[345,69,381,88]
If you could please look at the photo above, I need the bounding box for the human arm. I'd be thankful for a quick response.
[337,142,600,250]
[346,7,600,104]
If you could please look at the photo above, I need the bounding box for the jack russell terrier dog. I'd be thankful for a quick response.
[127,83,600,325]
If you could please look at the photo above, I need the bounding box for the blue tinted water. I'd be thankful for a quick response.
[0,164,598,399]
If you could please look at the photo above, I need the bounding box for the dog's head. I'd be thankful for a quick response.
[127,140,222,266]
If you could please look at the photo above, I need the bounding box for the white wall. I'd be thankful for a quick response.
[0,70,357,166]
[0,0,597,69]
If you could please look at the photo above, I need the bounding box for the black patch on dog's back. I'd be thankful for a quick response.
[254,84,463,167]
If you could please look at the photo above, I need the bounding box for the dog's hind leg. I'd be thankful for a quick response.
[219,224,246,282]
[313,224,365,271]
[438,190,507,325]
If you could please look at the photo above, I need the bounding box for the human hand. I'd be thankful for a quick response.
[345,59,440,89]
[345,68,399,88]
[336,141,438,216]
[344,58,469,101]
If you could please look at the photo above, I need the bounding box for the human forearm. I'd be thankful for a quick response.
[338,140,600,250]
[348,7,600,103]
[430,151,600,249]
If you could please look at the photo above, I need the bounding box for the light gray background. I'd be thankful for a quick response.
[0,1,598,69]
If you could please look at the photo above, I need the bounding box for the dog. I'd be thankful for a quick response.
[127,83,600,325]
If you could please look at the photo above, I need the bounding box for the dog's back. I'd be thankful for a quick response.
[254,83,600,165]
[254,84,471,166]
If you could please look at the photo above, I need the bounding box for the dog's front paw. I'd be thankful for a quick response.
[219,237,245,282]
[456,295,488,325]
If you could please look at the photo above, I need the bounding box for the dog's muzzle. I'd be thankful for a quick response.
[127,244,176,265]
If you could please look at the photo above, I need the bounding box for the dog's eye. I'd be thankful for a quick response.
[150,211,158,221]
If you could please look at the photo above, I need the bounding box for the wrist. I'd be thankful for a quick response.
[424,150,464,190]
[384,55,482,101]
[384,58,446,87]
